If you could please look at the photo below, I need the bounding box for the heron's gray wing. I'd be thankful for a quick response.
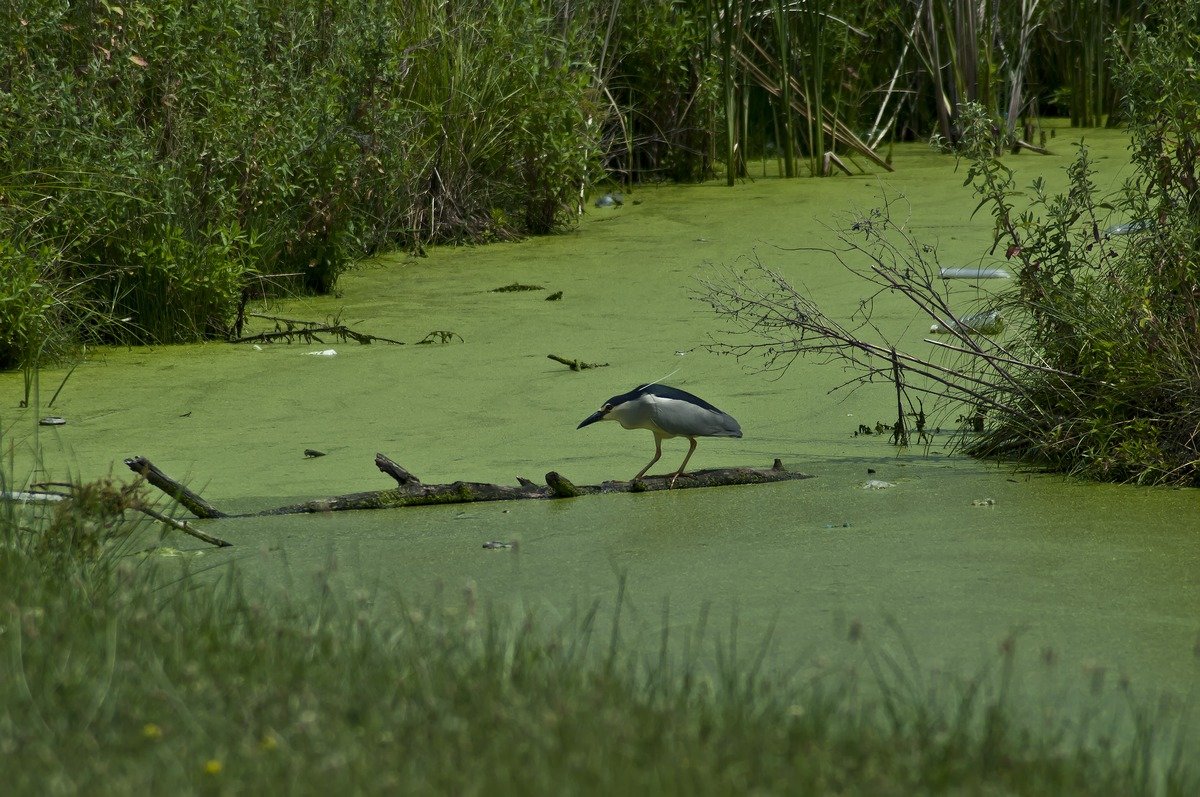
[649,394,742,438]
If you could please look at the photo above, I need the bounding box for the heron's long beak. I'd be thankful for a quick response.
[577,410,606,429]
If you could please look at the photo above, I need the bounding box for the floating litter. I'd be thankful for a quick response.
[1,491,65,503]
[306,349,337,356]
[483,540,515,550]
[930,311,1005,335]
[861,480,896,490]
[1104,220,1151,236]
[38,416,66,426]
[939,267,1010,280]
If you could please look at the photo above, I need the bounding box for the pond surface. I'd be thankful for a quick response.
[3,124,1197,735]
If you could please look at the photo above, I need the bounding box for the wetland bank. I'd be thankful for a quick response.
[4,0,1200,787]
[6,126,1200,767]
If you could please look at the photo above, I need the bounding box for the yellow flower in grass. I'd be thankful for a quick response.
[204,759,223,776]
[142,723,163,740]
[259,733,278,751]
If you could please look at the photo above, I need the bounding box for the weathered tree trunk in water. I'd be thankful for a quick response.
[125,455,813,520]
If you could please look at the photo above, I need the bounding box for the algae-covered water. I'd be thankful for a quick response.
[3,125,1198,721]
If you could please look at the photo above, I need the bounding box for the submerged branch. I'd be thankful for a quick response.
[232,313,405,345]
[132,504,232,548]
[548,354,610,370]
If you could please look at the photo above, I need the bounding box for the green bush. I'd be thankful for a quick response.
[953,1,1200,484]
[606,2,720,182]
[0,243,56,370]
[0,0,604,363]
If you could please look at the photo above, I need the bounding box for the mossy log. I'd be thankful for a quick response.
[125,454,812,520]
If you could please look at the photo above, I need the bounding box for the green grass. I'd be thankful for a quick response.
[0,473,1195,794]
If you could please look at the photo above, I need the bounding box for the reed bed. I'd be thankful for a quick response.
[0,0,1142,369]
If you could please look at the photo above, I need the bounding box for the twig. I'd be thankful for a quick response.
[231,329,325,344]
[233,313,405,345]
[232,325,404,345]
[548,354,610,371]
[490,283,545,292]
[48,359,81,408]
[922,337,1080,379]
[133,504,232,548]
[417,330,463,344]
[891,348,908,446]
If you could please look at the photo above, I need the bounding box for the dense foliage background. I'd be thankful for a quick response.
[966,0,1200,484]
[0,0,606,367]
[700,1,1200,484]
[0,0,1145,368]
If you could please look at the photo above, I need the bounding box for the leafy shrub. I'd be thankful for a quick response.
[0,243,56,370]
[32,479,145,565]
[955,1,1200,483]
[0,0,604,363]
[701,3,1200,485]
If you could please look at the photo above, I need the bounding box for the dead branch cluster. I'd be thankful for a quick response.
[232,313,406,346]
[697,198,1074,445]
[547,354,609,371]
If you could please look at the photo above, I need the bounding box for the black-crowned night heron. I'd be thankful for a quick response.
[577,383,742,484]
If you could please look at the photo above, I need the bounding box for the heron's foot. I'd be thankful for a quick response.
[668,472,685,488]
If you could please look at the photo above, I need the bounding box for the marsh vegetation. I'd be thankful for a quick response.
[1,475,1195,794]
[0,0,1145,365]
[702,2,1200,485]
[2,3,1197,791]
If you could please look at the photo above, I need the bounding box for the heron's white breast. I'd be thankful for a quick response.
[609,394,670,434]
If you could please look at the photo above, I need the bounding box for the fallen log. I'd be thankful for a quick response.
[125,455,812,521]
[545,459,804,497]
[1014,138,1052,155]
